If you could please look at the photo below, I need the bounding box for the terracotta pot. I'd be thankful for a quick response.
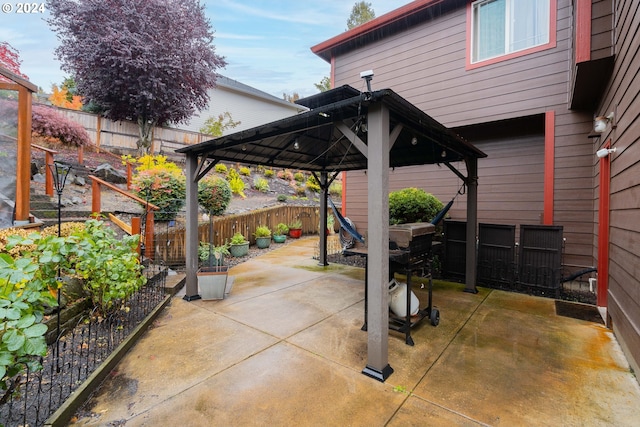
[289,228,302,239]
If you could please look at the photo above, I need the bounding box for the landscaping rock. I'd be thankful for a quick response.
[94,163,127,184]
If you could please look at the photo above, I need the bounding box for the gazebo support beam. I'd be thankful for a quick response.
[183,153,201,301]
[464,156,478,293]
[362,101,393,382]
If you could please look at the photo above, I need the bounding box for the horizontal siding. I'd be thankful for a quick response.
[591,0,614,60]
[334,1,574,128]
[334,0,595,269]
[595,0,640,374]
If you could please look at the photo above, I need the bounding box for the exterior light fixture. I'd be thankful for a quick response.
[411,136,418,145]
[293,139,300,150]
[596,147,616,158]
[594,112,615,133]
[441,150,447,158]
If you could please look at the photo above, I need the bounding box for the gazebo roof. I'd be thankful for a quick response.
[176,85,486,172]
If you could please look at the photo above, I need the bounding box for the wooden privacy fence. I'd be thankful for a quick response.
[154,205,327,266]
[55,107,204,159]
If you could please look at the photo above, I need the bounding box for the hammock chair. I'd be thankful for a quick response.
[328,197,364,249]
[431,184,465,226]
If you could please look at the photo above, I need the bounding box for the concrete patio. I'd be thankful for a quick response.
[72,237,640,426]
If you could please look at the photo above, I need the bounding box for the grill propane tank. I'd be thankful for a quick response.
[388,278,419,317]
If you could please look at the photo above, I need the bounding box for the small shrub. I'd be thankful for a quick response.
[253,226,271,238]
[388,187,444,225]
[306,175,320,193]
[264,168,275,178]
[230,232,248,245]
[239,166,251,176]
[31,104,92,147]
[198,175,232,215]
[131,155,186,220]
[274,223,289,236]
[277,194,288,202]
[293,171,305,182]
[229,175,246,198]
[214,163,228,174]
[253,177,270,193]
[294,185,306,196]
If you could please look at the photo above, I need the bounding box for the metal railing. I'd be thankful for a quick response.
[0,267,168,427]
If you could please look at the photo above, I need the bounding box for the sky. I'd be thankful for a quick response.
[0,0,409,98]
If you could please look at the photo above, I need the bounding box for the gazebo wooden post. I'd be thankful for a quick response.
[362,101,393,382]
[14,85,33,225]
[183,153,201,301]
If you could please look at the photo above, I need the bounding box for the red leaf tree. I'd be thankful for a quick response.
[46,0,226,154]
[0,41,28,82]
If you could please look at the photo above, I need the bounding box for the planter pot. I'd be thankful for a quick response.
[272,234,286,243]
[255,236,271,249]
[198,266,229,300]
[229,242,249,257]
[289,228,302,239]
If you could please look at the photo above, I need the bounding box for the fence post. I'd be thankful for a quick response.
[91,179,101,215]
[45,151,54,196]
[145,210,155,260]
[131,216,141,254]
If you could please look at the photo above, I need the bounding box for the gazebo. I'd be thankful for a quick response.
[177,85,486,381]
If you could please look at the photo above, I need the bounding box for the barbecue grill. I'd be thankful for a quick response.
[345,222,440,346]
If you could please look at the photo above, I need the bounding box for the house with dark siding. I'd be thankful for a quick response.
[312,0,640,375]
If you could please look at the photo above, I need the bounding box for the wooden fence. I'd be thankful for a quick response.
[153,205,327,266]
[54,107,205,160]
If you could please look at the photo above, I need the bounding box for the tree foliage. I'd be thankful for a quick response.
[283,92,300,103]
[46,0,226,155]
[0,41,28,81]
[347,1,375,30]
[314,76,331,92]
[49,84,83,110]
[199,111,241,137]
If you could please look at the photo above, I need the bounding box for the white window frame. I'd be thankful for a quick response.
[470,0,551,64]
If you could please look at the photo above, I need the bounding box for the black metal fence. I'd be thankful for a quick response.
[0,267,167,427]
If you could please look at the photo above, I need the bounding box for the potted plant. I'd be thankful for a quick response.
[253,226,272,249]
[198,241,230,267]
[288,219,303,239]
[197,242,230,300]
[229,232,250,257]
[273,223,289,243]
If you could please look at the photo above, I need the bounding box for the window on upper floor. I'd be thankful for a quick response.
[470,0,552,65]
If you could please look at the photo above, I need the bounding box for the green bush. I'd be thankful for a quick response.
[305,175,320,193]
[72,220,146,315]
[264,169,275,178]
[277,194,288,202]
[253,177,270,193]
[239,166,251,176]
[227,168,246,198]
[131,155,186,221]
[198,176,232,215]
[293,171,305,182]
[214,163,228,174]
[0,251,55,397]
[0,219,146,397]
[388,187,444,225]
